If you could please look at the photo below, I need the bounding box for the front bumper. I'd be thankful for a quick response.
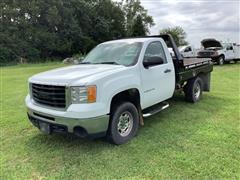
[26,96,109,138]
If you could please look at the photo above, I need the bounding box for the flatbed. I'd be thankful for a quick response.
[183,58,212,69]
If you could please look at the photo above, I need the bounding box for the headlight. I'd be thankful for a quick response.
[71,86,96,104]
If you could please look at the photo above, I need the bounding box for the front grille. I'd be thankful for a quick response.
[31,83,66,108]
[198,51,215,57]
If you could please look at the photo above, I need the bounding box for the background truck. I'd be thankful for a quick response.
[26,34,213,145]
[198,39,240,65]
[179,45,198,58]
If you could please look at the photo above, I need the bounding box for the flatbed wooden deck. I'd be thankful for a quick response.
[183,58,212,69]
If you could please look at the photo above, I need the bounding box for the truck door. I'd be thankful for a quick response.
[140,40,175,109]
[233,45,240,59]
[225,45,235,60]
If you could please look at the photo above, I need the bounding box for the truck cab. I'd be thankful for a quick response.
[26,35,213,144]
[179,45,197,58]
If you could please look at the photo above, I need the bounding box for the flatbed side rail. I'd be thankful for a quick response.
[184,59,213,70]
[177,63,213,84]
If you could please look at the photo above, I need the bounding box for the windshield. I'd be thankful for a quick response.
[82,42,143,66]
[222,43,231,49]
[179,46,187,52]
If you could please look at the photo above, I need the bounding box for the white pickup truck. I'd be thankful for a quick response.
[26,35,213,144]
[179,45,197,58]
[198,39,240,65]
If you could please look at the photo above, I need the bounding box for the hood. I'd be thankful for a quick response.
[29,64,125,86]
[201,39,222,49]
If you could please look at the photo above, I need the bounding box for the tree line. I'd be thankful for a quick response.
[0,0,154,65]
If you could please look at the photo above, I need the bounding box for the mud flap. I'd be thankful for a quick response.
[138,105,144,126]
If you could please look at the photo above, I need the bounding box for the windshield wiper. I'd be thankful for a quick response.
[94,61,121,65]
[79,62,92,64]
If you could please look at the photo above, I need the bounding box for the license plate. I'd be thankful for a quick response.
[39,122,51,134]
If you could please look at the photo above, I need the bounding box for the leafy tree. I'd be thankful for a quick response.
[131,15,146,36]
[90,0,126,42]
[121,0,154,36]
[159,26,188,47]
[0,0,154,65]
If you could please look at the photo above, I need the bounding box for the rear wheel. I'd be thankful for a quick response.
[218,56,224,65]
[107,102,139,145]
[184,77,203,103]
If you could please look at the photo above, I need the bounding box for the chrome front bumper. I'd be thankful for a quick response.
[26,94,110,137]
[27,108,109,138]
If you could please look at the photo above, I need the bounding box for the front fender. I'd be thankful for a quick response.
[98,68,142,113]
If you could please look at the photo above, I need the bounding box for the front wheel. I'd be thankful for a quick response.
[218,56,225,65]
[107,102,139,145]
[184,77,203,103]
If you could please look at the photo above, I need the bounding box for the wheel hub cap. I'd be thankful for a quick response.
[117,111,133,137]
[194,83,201,99]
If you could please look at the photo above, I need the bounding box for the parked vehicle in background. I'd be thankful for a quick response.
[198,39,240,65]
[232,44,240,60]
[25,34,213,145]
[179,45,198,58]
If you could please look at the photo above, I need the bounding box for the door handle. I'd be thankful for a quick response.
[164,69,171,73]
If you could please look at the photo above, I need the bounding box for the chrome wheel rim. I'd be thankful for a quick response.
[219,57,223,65]
[117,111,133,137]
[194,82,201,99]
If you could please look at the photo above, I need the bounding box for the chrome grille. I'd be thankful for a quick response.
[31,83,66,108]
[198,51,215,57]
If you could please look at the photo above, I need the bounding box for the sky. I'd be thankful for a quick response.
[116,0,240,47]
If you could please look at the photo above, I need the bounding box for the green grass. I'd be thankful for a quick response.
[1,63,240,179]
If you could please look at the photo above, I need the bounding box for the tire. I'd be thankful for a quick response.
[107,102,139,145]
[218,56,225,65]
[184,77,203,103]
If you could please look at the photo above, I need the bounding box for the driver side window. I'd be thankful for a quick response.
[184,47,192,52]
[144,41,167,64]
[226,45,233,51]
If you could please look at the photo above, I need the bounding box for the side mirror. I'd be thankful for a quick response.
[143,56,164,68]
